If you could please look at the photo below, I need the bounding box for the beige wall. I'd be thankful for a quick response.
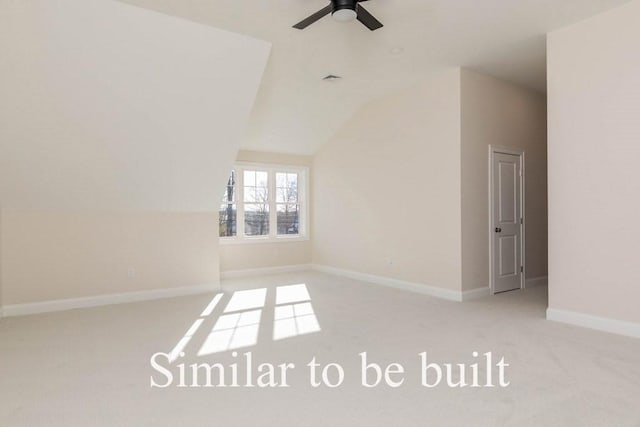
[313,69,463,291]
[220,243,311,273]
[0,0,271,308]
[219,150,313,272]
[0,0,269,211]
[0,211,219,305]
[312,68,547,294]
[0,209,3,312]
[460,69,548,291]
[547,1,640,324]
[236,151,313,168]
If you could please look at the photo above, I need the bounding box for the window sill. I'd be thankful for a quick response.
[219,235,309,246]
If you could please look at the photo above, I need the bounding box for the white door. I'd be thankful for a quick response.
[492,152,522,293]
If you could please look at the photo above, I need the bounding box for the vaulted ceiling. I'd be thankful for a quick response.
[119,0,632,154]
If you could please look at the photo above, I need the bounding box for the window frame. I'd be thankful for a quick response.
[219,162,309,244]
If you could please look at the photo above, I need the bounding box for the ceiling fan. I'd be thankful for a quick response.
[293,0,383,31]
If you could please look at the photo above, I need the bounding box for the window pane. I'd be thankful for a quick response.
[276,172,298,204]
[244,203,269,236]
[220,170,236,203]
[244,186,269,203]
[256,171,268,186]
[243,170,256,187]
[244,170,268,203]
[244,187,256,203]
[219,170,237,238]
[287,173,297,188]
[219,203,237,237]
[277,204,299,235]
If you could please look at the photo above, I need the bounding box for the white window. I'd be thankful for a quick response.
[219,163,308,243]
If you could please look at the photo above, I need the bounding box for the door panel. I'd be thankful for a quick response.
[498,162,516,223]
[493,152,522,293]
[498,236,517,276]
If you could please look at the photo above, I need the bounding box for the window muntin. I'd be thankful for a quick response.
[219,164,307,242]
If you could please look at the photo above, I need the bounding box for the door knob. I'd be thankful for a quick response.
[495,227,502,233]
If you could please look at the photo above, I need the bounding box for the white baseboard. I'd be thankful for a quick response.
[312,264,488,302]
[547,308,640,339]
[461,286,491,301]
[220,264,312,280]
[1,283,220,317]
[525,276,548,288]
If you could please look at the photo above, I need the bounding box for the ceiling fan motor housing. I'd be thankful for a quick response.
[332,0,358,13]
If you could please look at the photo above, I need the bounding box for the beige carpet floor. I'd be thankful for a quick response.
[1,271,639,426]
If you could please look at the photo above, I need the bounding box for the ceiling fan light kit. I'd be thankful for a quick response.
[332,8,357,22]
[293,0,383,31]
[332,0,357,22]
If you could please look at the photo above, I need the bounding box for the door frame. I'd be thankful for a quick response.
[488,145,526,294]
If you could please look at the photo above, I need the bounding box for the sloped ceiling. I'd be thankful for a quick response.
[0,0,271,211]
[118,0,632,154]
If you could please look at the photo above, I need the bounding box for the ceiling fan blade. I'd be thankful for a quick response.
[293,5,332,29]
[356,5,383,31]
